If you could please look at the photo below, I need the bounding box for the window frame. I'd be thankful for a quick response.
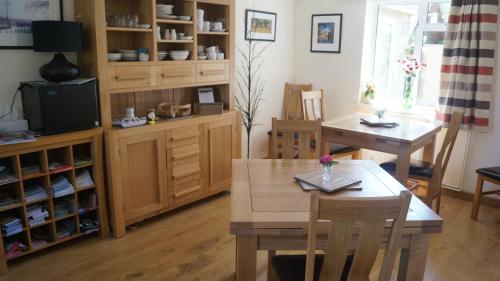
[364,0,450,113]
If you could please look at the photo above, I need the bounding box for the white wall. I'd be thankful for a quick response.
[0,1,75,120]
[292,0,367,120]
[235,0,295,158]
[291,0,500,193]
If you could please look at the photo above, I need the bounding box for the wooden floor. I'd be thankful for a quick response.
[1,193,499,281]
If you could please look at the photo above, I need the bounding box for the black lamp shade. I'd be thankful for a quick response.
[32,21,83,52]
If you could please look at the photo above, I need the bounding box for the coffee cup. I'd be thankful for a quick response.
[216,52,225,60]
[213,22,223,30]
[208,52,217,60]
[203,21,210,32]
[205,46,218,54]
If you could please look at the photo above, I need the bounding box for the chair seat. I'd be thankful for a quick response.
[271,254,353,281]
[310,140,359,155]
[380,159,434,179]
[476,167,500,181]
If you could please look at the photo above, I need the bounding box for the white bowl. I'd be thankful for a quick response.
[157,52,168,61]
[169,50,189,61]
[177,16,191,21]
[156,4,174,15]
[135,24,151,29]
[108,53,122,62]
[177,33,185,37]
[180,36,193,40]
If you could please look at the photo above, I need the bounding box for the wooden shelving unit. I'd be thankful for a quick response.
[0,129,109,272]
[75,0,239,238]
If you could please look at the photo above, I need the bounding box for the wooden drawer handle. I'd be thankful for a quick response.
[162,73,190,78]
[174,186,202,198]
[115,75,149,81]
[200,70,225,76]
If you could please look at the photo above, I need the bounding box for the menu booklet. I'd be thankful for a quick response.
[294,171,362,193]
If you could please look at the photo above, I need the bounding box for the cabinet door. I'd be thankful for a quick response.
[206,119,233,191]
[119,132,167,223]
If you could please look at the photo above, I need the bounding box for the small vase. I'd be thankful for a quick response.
[403,75,414,110]
[322,165,332,181]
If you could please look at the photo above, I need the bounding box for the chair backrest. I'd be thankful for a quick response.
[283,83,313,120]
[305,190,412,281]
[301,90,324,121]
[427,111,465,202]
[271,118,322,159]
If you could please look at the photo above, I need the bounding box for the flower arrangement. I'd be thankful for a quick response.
[362,81,376,101]
[320,155,338,181]
[397,57,427,109]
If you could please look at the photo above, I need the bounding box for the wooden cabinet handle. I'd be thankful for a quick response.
[200,70,225,76]
[115,75,149,81]
[162,73,189,78]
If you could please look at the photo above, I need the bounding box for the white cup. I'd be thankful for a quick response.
[203,21,211,32]
[208,52,217,60]
[213,22,223,30]
[197,45,205,53]
[216,52,225,60]
[206,46,218,54]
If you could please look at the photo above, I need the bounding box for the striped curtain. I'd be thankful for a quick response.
[437,0,498,130]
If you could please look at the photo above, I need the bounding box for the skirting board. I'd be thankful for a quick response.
[443,189,500,209]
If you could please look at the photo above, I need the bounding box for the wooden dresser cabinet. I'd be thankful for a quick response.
[106,112,238,237]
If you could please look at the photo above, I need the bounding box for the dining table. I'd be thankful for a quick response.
[230,159,443,281]
[321,113,442,184]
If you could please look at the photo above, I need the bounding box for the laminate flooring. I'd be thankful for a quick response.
[1,193,498,281]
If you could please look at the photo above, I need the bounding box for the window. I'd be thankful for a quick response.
[363,0,450,112]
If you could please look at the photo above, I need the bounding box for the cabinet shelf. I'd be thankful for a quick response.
[106,27,153,33]
[197,31,229,36]
[156,19,194,25]
[157,40,194,44]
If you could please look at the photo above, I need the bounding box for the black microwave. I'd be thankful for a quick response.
[21,79,100,135]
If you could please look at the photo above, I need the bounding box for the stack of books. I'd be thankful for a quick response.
[73,156,93,167]
[0,131,37,146]
[0,165,18,185]
[24,184,48,204]
[78,193,97,214]
[56,220,76,240]
[80,217,99,234]
[27,205,50,227]
[48,162,72,174]
[54,198,76,218]
[359,116,399,128]
[0,190,18,208]
[4,240,29,259]
[21,164,41,176]
[1,217,23,237]
[75,170,95,188]
[51,176,75,198]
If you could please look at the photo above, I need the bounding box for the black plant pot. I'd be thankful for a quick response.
[39,53,81,82]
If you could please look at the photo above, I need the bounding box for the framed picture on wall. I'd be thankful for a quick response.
[245,9,277,42]
[0,0,63,49]
[310,14,343,53]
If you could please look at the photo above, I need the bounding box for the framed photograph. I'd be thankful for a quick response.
[245,9,277,42]
[310,14,343,53]
[0,0,63,49]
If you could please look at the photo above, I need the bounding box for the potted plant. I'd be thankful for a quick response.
[361,81,376,104]
[397,57,426,109]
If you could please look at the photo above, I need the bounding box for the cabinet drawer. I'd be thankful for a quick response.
[196,62,230,83]
[173,173,202,199]
[172,143,200,161]
[157,63,195,86]
[108,66,156,90]
[173,162,201,179]
[167,125,201,148]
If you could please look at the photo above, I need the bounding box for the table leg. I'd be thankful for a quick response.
[236,235,258,281]
[423,135,437,163]
[397,234,430,281]
[267,250,279,281]
[395,151,411,185]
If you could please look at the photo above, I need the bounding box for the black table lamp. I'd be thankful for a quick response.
[32,21,83,82]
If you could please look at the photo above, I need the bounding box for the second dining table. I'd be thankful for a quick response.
[321,113,442,184]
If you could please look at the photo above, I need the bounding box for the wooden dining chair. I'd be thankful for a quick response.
[301,90,362,160]
[380,111,465,214]
[271,190,412,281]
[268,83,314,158]
[271,118,322,159]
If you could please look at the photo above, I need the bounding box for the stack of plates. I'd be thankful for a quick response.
[157,4,174,19]
[170,50,189,61]
[158,51,168,61]
[119,50,138,61]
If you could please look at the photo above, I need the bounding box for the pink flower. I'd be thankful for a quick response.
[320,155,337,166]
